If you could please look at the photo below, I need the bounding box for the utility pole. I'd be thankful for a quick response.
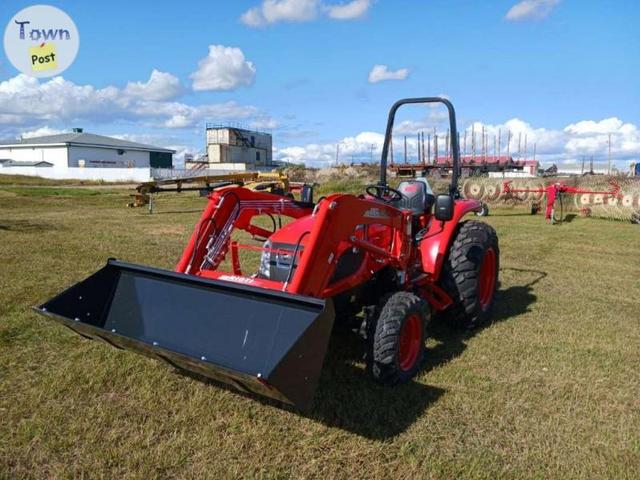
[427,133,431,164]
[445,129,450,162]
[434,127,438,163]
[404,136,407,163]
[608,133,612,175]
[524,134,528,161]
[590,156,594,174]
[485,129,488,163]
[518,132,522,157]
[463,130,467,156]
[369,144,375,163]
[481,125,486,162]
[471,124,476,162]
[421,132,426,165]
[416,134,421,164]
[581,156,585,175]
[335,143,340,166]
[507,130,511,159]
[498,129,501,159]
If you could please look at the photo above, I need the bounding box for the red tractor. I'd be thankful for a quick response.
[36,98,500,410]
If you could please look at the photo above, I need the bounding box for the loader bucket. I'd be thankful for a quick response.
[34,259,334,410]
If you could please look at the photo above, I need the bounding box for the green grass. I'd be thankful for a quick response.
[2,186,112,197]
[0,182,639,479]
[0,173,120,187]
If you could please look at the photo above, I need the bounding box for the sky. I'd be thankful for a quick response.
[1,0,639,169]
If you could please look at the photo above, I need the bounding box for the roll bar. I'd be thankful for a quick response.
[379,97,460,196]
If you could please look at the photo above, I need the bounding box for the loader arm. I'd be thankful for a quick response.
[288,194,413,297]
[176,187,313,275]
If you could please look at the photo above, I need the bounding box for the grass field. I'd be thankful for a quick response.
[1,181,639,479]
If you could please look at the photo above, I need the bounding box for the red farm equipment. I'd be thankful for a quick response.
[35,98,500,410]
[503,179,622,224]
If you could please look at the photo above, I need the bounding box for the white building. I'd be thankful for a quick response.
[0,129,174,182]
[196,125,272,171]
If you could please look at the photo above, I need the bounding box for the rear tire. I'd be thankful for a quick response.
[440,221,499,330]
[369,292,427,385]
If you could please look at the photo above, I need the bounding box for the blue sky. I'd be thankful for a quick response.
[1,0,639,167]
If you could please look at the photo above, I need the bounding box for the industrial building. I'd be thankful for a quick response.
[186,125,272,171]
[0,129,174,181]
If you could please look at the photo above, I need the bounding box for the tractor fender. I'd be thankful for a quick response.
[419,199,482,281]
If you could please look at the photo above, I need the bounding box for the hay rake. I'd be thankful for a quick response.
[503,179,622,224]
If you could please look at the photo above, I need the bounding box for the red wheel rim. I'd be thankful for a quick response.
[478,247,497,310]
[398,313,422,371]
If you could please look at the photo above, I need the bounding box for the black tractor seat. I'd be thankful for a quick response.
[392,178,435,215]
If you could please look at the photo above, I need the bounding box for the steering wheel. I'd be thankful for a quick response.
[366,184,404,203]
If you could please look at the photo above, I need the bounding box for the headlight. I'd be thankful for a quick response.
[259,239,272,278]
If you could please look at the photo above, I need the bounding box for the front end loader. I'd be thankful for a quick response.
[35,97,500,410]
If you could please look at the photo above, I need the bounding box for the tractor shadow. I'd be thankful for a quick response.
[312,267,544,439]
[175,268,543,441]
[424,267,544,372]
[311,336,445,440]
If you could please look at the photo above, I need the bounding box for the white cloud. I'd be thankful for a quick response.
[276,117,640,167]
[564,118,632,136]
[241,0,320,27]
[190,45,256,92]
[0,73,267,132]
[461,118,565,156]
[277,131,384,165]
[240,0,371,26]
[123,69,183,101]
[564,118,640,156]
[505,0,560,21]
[19,126,66,139]
[325,0,370,20]
[368,64,410,83]
[250,117,280,130]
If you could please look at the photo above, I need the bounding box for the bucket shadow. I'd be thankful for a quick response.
[173,338,444,441]
[174,268,543,440]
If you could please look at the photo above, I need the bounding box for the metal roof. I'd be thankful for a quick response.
[0,132,175,153]
[0,160,54,167]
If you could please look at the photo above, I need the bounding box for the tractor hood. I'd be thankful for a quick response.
[268,214,315,246]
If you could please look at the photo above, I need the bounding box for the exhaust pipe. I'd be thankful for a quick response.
[34,259,334,410]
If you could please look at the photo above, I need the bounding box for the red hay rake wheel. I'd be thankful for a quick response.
[574,193,593,210]
[462,178,485,200]
[483,181,502,202]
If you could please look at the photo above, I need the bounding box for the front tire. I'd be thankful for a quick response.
[440,221,499,330]
[475,203,489,217]
[369,292,428,385]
